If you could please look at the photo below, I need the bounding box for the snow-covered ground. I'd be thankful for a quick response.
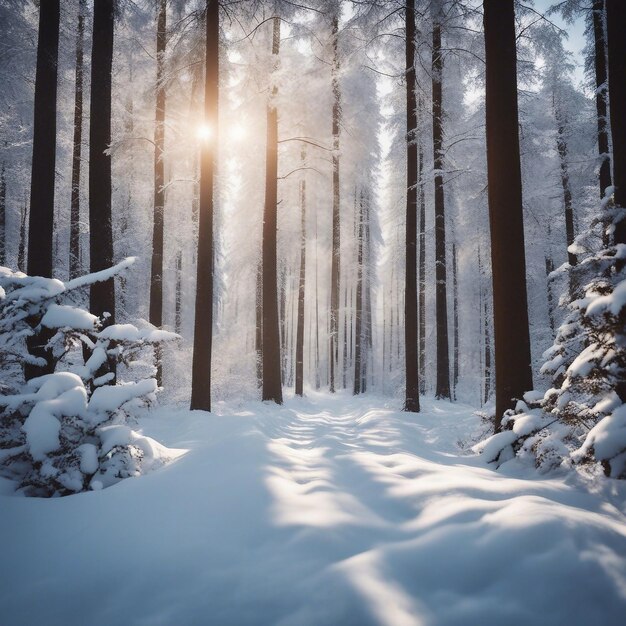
[1,393,626,626]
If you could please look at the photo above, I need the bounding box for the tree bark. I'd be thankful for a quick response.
[606,0,626,231]
[484,0,533,430]
[354,192,363,395]
[329,11,341,393]
[150,0,167,385]
[69,0,86,280]
[190,0,218,411]
[18,196,27,272]
[175,250,182,334]
[279,264,287,383]
[255,260,263,387]
[89,0,116,323]
[545,255,556,334]
[606,0,626,404]
[452,242,459,401]
[295,148,306,396]
[261,16,283,404]
[418,117,426,395]
[404,0,420,412]
[0,161,5,266]
[363,193,372,392]
[28,0,59,280]
[25,0,60,380]
[554,101,577,269]
[483,286,492,406]
[592,0,612,200]
[432,4,450,400]
[314,206,321,390]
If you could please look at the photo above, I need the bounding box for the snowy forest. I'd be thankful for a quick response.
[1,0,626,624]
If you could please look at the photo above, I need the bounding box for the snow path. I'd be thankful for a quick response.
[1,394,626,626]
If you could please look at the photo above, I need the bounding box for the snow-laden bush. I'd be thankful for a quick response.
[476,205,626,478]
[0,260,180,496]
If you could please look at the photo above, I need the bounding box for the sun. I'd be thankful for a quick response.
[197,124,213,141]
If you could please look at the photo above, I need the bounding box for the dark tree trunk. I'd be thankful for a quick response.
[607,0,626,230]
[387,274,392,376]
[354,192,364,395]
[0,162,5,266]
[554,102,577,269]
[592,0,612,201]
[175,250,182,334]
[279,264,287,383]
[295,151,306,396]
[190,0,218,411]
[329,11,341,393]
[483,288,492,406]
[606,0,626,403]
[418,121,426,394]
[452,242,459,401]
[261,16,283,404]
[363,193,372,392]
[314,209,321,390]
[255,261,263,388]
[150,0,167,385]
[89,0,115,321]
[69,0,86,280]
[25,0,60,381]
[190,64,203,238]
[404,0,420,412]
[484,0,533,430]
[18,196,27,272]
[28,0,59,280]
[342,282,348,389]
[545,255,556,334]
[478,246,492,406]
[432,6,450,400]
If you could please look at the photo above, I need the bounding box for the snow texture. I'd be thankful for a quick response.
[1,394,624,626]
[40,304,98,331]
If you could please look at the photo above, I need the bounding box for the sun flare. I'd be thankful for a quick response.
[197,124,213,141]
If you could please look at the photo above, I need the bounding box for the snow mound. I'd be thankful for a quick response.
[0,395,624,625]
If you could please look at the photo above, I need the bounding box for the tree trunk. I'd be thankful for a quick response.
[354,192,363,395]
[89,0,115,322]
[295,150,306,396]
[483,287,492,406]
[418,119,426,395]
[175,250,182,334]
[606,0,626,403]
[69,0,86,280]
[0,161,5,266]
[261,16,283,404]
[150,0,167,385]
[342,282,348,389]
[545,255,555,334]
[452,242,459,401]
[329,11,341,393]
[190,0,218,411]
[28,0,59,280]
[592,0,612,201]
[404,0,420,412]
[607,0,626,232]
[554,101,577,269]
[255,261,263,388]
[363,193,372,392]
[279,263,287,383]
[18,196,27,272]
[484,0,533,430]
[25,0,60,381]
[389,265,394,374]
[432,5,450,400]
